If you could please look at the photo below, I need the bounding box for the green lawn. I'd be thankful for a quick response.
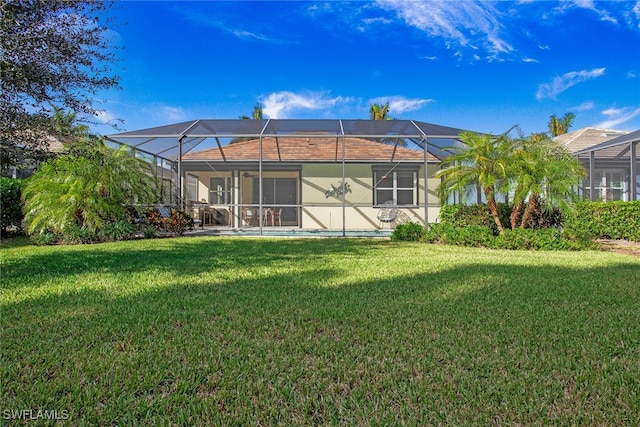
[2,237,639,425]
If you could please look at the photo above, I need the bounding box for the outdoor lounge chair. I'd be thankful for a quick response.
[377,200,398,229]
[157,206,171,219]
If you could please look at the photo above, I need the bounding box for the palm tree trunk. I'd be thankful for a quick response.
[510,200,523,230]
[484,187,504,234]
[520,195,538,229]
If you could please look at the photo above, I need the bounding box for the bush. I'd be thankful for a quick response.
[426,223,495,247]
[521,197,564,230]
[391,222,428,241]
[99,220,135,241]
[166,209,194,236]
[439,203,511,235]
[29,230,58,246]
[439,202,565,232]
[565,201,640,241]
[145,209,166,230]
[423,223,595,251]
[491,228,595,251]
[60,224,97,245]
[1,178,24,237]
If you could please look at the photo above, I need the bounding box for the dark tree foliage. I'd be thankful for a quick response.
[0,0,120,169]
[0,177,23,237]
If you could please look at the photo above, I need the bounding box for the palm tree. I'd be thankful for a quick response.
[508,132,547,229]
[369,102,391,120]
[50,106,89,141]
[238,103,263,120]
[233,104,264,143]
[548,112,575,137]
[437,131,514,234]
[507,131,585,229]
[251,103,263,120]
[23,139,155,235]
[519,141,585,228]
[368,102,406,146]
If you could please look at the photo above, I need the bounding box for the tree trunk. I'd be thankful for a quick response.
[510,200,523,230]
[520,195,538,229]
[484,188,504,234]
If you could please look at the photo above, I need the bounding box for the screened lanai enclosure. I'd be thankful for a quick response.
[573,129,640,202]
[106,119,466,235]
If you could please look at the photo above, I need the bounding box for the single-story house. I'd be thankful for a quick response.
[106,119,466,233]
[555,127,640,201]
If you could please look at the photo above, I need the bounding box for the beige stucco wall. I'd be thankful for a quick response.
[188,163,442,229]
[301,163,441,230]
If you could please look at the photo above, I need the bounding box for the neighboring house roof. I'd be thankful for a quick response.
[554,127,630,153]
[573,128,640,158]
[45,135,65,153]
[182,136,438,163]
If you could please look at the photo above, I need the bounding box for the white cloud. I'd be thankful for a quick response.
[260,91,350,119]
[141,104,190,124]
[523,57,539,63]
[375,0,513,59]
[94,109,118,125]
[368,96,433,115]
[559,0,618,24]
[574,101,594,111]
[175,6,292,44]
[594,106,640,129]
[362,17,393,25]
[536,67,606,100]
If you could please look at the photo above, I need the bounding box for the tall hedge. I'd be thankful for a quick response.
[438,203,511,235]
[565,201,640,241]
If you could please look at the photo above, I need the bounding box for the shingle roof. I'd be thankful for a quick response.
[554,127,630,153]
[182,136,438,162]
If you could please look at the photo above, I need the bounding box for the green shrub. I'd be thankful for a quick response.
[439,202,565,232]
[60,224,97,244]
[144,226,158,239]
[439,203,511,235]
[0,178,24,237]
[166,209,194,236]
[29,230,58,246]
[492,228,596,251]
[425,223,595,251]
[99,220,135,241]
[565,201,640,241]
[391,222,428,241]
[426,223,494,247]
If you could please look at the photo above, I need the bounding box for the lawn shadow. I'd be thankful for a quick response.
[1,237,391,291]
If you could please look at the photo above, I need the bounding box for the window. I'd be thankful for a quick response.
[186,174,198,201]
[161,178,173,204]
[251,177,299,225]
[587,170,625,201]
[373,168,417,206]
[209,177,232,204]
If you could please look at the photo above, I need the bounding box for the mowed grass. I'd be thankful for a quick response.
[2,237,639,425]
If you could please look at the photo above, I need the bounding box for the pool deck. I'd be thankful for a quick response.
[183,226,393,238]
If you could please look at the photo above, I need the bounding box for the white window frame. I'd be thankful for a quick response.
[373,169,418,206]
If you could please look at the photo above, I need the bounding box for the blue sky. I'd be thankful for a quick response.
[94,0,640,136]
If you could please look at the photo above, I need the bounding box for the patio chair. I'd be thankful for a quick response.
[272,208,282,226]
[242,208,254,226]
[377,200,398,229]
[157,206,171,219]
[202,206,214,225]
